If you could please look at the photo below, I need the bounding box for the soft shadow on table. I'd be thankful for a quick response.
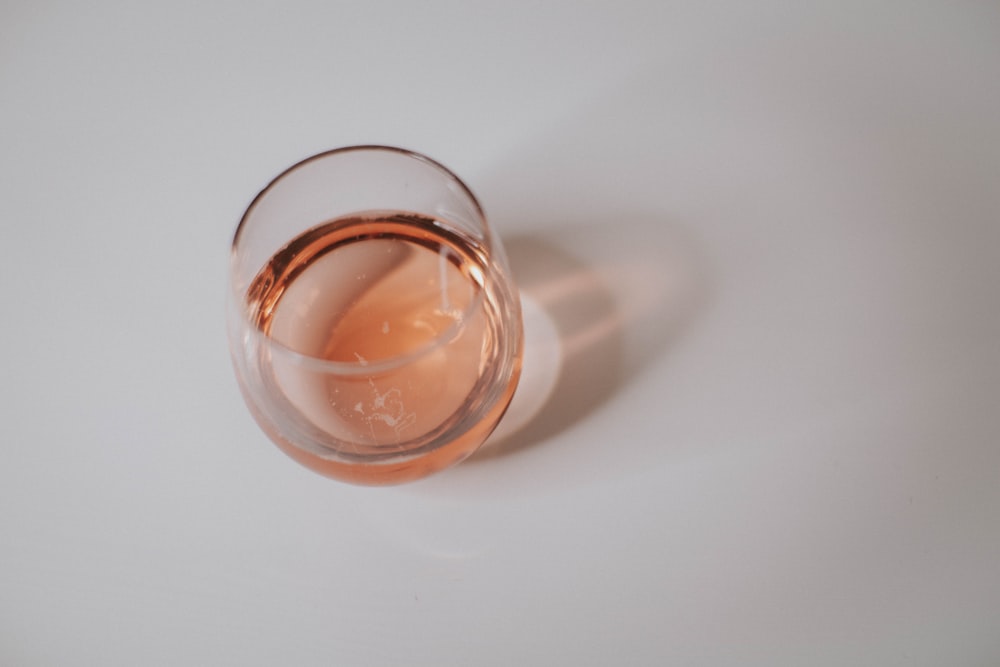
[470,213,708,463]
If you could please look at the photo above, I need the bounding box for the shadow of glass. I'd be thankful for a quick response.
[473,235,621,459]
[471,213,709,463]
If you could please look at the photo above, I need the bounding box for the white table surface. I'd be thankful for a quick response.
[2,2,999,664]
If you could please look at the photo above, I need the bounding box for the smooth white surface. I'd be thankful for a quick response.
[2,1,999,664]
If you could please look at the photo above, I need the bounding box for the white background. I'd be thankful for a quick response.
[2,1,999,665]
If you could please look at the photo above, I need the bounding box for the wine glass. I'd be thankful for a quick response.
[227,146,523,485]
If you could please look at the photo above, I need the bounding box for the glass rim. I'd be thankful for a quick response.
[228,144,497,376]
[232,144,489,250]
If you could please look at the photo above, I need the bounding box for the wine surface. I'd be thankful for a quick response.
[240,211,518,482]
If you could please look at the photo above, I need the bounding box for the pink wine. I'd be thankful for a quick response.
[241,211,521,484]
